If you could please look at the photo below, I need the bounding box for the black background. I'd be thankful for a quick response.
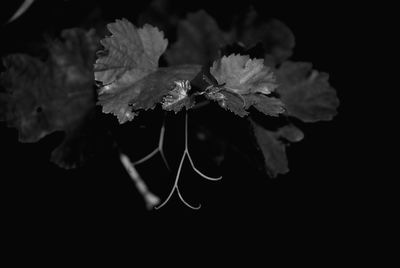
[0,0,364,246]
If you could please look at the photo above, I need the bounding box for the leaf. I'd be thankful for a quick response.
[275,61,339,122]
[251,120,304,178]
[232,7,295,66]
[210,54,277,95]
[245,94,285,116]
[206,54,283,117]
[206,90,284,118]
[97,65,201,123]
[95,19,201,122]
[138,0,179,35]
[94,19,168,86]
[0,28,100,168]
[161,80,194,113]
[165,10,228,65]
[207,90,249,117]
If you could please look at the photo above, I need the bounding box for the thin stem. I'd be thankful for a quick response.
[176,187,201,210]
[155,113,200,210]
[159,150,170,171]
[159,121,166,145]
[158,123,170,170]
[155,147,193,209]
[185,112,222,181]
[186,151,222,181]
[184,111,188,148]
[155,111,221,210]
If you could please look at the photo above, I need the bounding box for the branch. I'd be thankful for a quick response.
[120,153,160,210]
[7,0,35,23]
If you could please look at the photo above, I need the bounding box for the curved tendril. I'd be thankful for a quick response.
[186,112,222,181]
[186,151,222,181]
[155,145,187,210]
[157,123,170,170]
[159,150,170,171]
[156,111,222,210]
[133,148,158,165]
[159,123,166,145]
[132,121,170,171]
[184,111,189,148]
[176,187,201,210]
[154,187,176,210]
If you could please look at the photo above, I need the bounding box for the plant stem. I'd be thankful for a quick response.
[155,111,221,210]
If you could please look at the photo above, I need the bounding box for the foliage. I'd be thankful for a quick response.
[0,2,340,208]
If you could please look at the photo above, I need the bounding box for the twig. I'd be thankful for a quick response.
[7,0,35,23]
[120,153,160,210]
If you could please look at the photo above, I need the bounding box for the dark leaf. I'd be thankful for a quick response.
[0,28,100,168]
[165,10,228,65]
[233,7,295,66]
[137,0,179,35]
[275,61,339,122]
[251,120,304,178]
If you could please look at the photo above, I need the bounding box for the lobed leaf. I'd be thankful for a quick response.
[165,10,228,66]
[245,94,285,116]
[275,61,339,122]
[210,54,277,95]
[95,19,202,122]
[232,7,295,66]
[251,120,304,178]
[0,28,100,168]
[161,80,194,113]
[97,65,201,123]
[206,54,283,117]
[94,19,168,86]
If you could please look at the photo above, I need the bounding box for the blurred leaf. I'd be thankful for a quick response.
[251,120,304,178]
[246,93,285,116]
[232,7,295,66]
[0,28,100,168]
[276,61,339,122]
[165,10,228,65]
[138,0,179,35]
